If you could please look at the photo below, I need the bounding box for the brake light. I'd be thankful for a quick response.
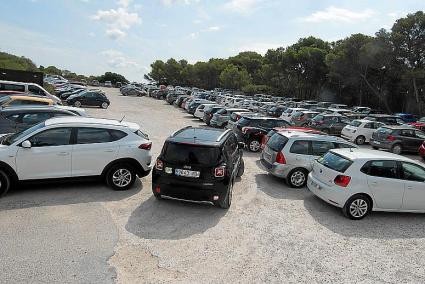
[334,175,351,187]
[155,159,163,171]
[214,166,226,177]
[276,152,286,164]
[236,114,241,121]
[387,135,396,141]
[139,142,152,150]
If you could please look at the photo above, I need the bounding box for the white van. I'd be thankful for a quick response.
[0,80,61,104]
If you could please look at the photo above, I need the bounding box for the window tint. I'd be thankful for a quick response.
[401,129,415,137]
[290,140,310,155]
[22,113,51,124]
[311,141,335,156]
[162,143,221,166]
[415,131,425,139]
[401,163,425,182]
[0,83,25,92]
[317,152,352,173]
[362,160,398,179]
[29,128,72,147]
[273,120,290,128]
[267,133,288,152]
[76,128,115,144]
[28,85,45,96]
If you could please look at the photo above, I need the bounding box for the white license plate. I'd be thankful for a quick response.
[374,141,380,145]
[175,169,200,178]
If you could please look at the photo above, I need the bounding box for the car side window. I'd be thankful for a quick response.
[311,141,335,156]
[364,123,373,129]
[28,128,72,147]
[0,83,25,92]
[6,114,21,122]
[401,163,425,182]
[374,123,384,129]
[224,134,238,157]
[401,129,415,137]
[290,140,310,155]
[76,128,115,144]
[22,113,51,124]
[361,160,398,179]
[28,85,45,96]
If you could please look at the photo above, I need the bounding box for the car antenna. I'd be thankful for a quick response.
[120,115,125,122]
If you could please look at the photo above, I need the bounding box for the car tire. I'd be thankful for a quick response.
[106,163,136,191]
[101,102,109,109]
[237,158,245,177]
[248,138,261,152]
[74,101,82,107]
[287,168,308,188]
[391,144,402,155]
[154,193,162,200]
[372,146,379,150]
[0,170,11,198]
[342,194,371,220]
[355,135,366,145]
[218,182,233,209]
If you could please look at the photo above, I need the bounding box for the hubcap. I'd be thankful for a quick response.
[75,101,81,107]
[349,199,368,218]
[393,146,401,154]
[356,137,365,145]
[290,171,305,187]
[112,169,132,187]
[249,140,260,151]
[102,103,108,108]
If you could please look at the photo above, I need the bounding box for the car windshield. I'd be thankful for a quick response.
[1,122,45,145]
[163,143,221,166]
[237,117,251,127]
[349,120,362,127]
[317,152,353,173]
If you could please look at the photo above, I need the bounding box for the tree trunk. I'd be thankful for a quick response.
[359,73,392,113]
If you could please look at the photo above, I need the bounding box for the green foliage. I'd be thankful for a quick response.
[0,51,38,71]
[97,72,129,84]
[219,64,252,90]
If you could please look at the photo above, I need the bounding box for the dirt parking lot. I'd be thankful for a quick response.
[1,88,425,283]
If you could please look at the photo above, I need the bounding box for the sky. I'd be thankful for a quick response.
[1,0,423,81]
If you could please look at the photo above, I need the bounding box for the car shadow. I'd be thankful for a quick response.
[255,174,310,200]
[126,196,226,240]
[0,179,143,211]
[303,194,425,239]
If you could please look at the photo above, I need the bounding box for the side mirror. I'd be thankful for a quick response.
[21,140,31,148]
[238,142,245,149]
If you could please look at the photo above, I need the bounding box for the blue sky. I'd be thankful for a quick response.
[1,0,423,81]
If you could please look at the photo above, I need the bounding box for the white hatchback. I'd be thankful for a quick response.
[0,117,152,197]
[341,119,384,145]
[308,148,425,219]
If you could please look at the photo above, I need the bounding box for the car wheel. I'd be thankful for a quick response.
[372,146,379,150]
[391,144,402,155]
[287,168,308,188]
[237,158,245,177]
[322,128,330,134]
[218,182,233,209]
[106,164,136,191]
[248,139,261,152]
[0,170,11,198]
[343,195,371,220]
[101,102,109,109]
[74,101,82,107]
[355,135,366,145]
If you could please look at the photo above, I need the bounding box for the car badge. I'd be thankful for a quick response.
[183,165,191,169]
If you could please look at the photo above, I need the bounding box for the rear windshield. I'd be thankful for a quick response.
[162,143,221,166]
[238,117,252,127]
[317,152,353,173]
[267,133,288,152]
[376,127,393,135]
[312,115,323,121]
[350,120,362,127]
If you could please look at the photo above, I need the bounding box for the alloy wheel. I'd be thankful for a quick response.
[349,199,368,218]
[249,140,260,152]
[290,171,306,187]
[101,102,108,109]
[112,169,132,188]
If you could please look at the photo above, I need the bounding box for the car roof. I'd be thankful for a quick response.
[44,117,134,128]
[380,125,415,130]
[168,127,230,146]
[0,105,72,112]
[330,148,415,163]
[9,95,52,102]
[277,130,350,142]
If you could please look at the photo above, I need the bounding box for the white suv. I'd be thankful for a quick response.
[0,117,152,197]
[260,130,356,188]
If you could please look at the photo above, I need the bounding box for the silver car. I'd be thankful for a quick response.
[210,108,248,128]
[260,130,356,188]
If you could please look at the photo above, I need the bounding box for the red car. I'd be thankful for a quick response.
[409,117,425,131]
[419,141,425,161]
[260,127,325,150]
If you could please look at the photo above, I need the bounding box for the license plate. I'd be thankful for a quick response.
[311,180,321,190]
[374,141,380,145]
[175,169,200,178]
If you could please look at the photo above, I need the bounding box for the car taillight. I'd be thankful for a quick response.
[242,127,249,134]
[236,115,241,121]
[214,166,226,177]
[387,135,396,141]
[155,159,163,171]
[334,175,351,187]
[139,142,152,150]
[276,152,286,164]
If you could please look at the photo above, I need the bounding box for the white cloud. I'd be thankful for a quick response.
[202,26,221,32]
[236,42,281,54]
[101,50,140,68]
[106,28,126,39]
[222,0,262,14]
[161,0,200,6]
[300,6,375,23]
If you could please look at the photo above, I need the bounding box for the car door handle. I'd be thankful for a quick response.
[407,185,414,190]
[57,152,70,156]
[104,149,114,152]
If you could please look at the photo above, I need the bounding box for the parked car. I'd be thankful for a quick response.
[409,117,425,131]
[152,127,244,208]
[60,88,86,100]
[341,120,385,145]
[203,106,224,125]
[233,117,292,152]
[308,148,425,219]
[0,106,80,134]
[122,87,147,97]
[0,80,61,104]
[260,127,325,150]
[370,126,425,154]
[0,95,55,107]
[329,104,348,109]
[210,108,248,128]
[66,91,110,108]
[104,81,112,87]
[395,113,418,123]
[187,99,213,115]
[0,117,152,197]
[267,106,286,117]
[419,141,425,160]
[260,130,356,188]
[280,107,307,122]
[290,111,320,127]
[309,114,350,135]
[173,95,189,108]
[364,114,405,126]
[194,103,217,120]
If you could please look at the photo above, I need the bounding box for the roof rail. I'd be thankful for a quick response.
[216,129,231,142]
[171,126,192,137]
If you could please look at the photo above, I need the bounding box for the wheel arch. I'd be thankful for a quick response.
[0,161,19,184]
[101,158,146,177]
[346,192,374,210]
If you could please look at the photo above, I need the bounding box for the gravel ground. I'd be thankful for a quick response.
[1,87,425,283]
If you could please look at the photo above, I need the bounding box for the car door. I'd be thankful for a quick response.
[400,129,418,151]
[400,162,425,211]
[364,160,404,210]
[16,127,73,180]
[71,127,120,176]
[287,140,311,168]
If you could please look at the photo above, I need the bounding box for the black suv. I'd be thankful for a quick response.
[233,116,292,152]
[152,127,244,208]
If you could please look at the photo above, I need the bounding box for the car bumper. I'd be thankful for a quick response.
[259,158,293,179]
[307,173,347,208]
[341,133,355,142]
[369,138,392,150]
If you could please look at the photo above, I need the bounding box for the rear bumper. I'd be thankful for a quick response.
[369,138,392,150]
[259,158,292,178]
[307,173,347,208]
